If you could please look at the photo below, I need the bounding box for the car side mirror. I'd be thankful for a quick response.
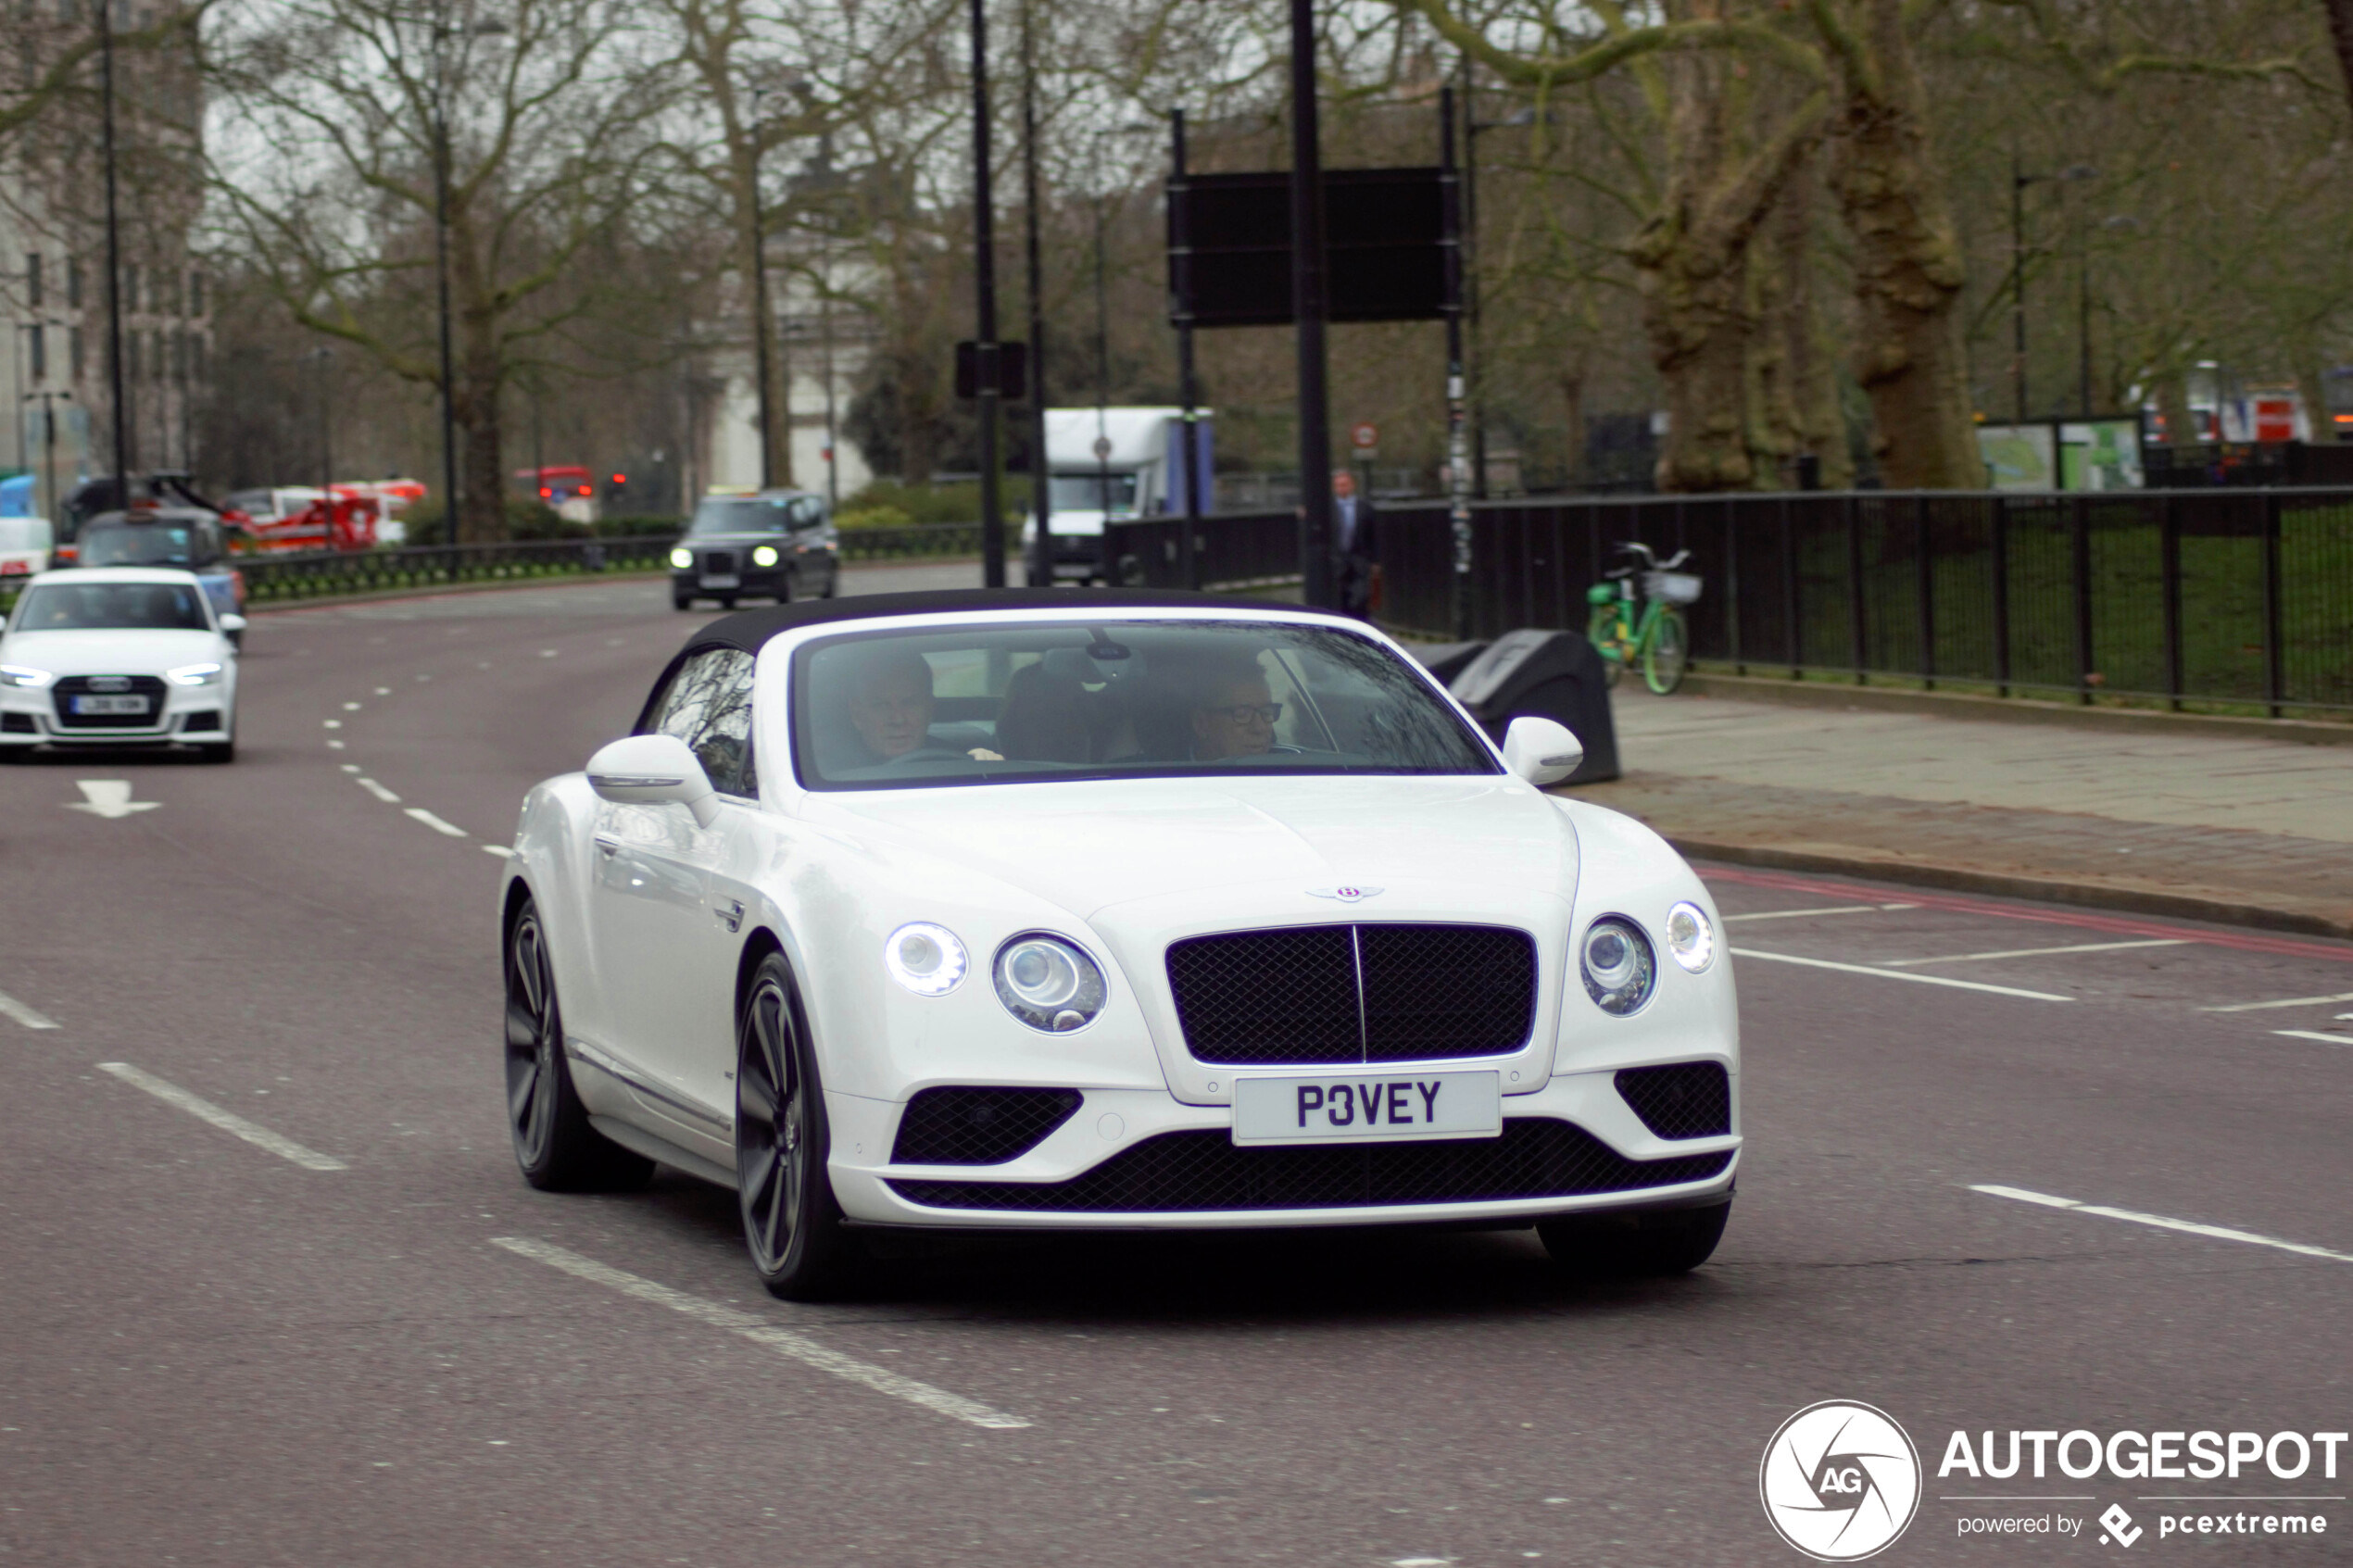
[586,733,721,827]
[218,613,246,634]
[1501,715,1583,787]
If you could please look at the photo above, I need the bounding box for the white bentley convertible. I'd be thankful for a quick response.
[499,590,1739,1298]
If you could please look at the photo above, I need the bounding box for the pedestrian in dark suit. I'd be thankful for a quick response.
[1331,468,1378,620]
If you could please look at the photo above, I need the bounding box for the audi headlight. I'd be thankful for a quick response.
[166,662,223,686]
[884,922,966,997]
[1580,916,1656,1016]
[669,546,693,570]
[1665,900,1715,972]
[0,664,56,688]
[993,934,1107,1032]
[751,544,780,567]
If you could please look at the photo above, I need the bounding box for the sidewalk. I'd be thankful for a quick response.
[1575,690,2353,937]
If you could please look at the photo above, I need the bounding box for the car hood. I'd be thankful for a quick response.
[3,628,224,674]
[804,773,1577,920]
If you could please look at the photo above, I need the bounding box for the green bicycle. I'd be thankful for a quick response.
[1586,541,1700,695]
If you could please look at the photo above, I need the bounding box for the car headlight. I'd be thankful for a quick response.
[1665,900,1715,972]
[669,546,693,570]
[166,662,223,686]
[0,664,56,688]
[1580,916,1656,1016]
[751,544,780,567]
[992,934,1107,1033]
[884,922,967,997]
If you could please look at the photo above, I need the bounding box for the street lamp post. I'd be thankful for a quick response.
[308,345,334,546]
[967,0,1006,587]
[1018,0,1051,587]
[96,0,130,495]
[748,87,778,491]
[2009,158,2097,421]
[1287,0,1335,610]
[430,14,505,541]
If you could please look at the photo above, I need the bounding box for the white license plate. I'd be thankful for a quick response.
[700,572,740,589]
[70,695,150,716]
[1231,1070,1502,1147]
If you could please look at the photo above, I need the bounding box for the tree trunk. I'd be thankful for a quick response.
[453,322,506,544]
[1558,364,1586,489]
[2325,0,2353,113]
[1826,0,1982,488]
[2156,370,2196,448]
[731,136,793,490]
[2295,351,2334,445]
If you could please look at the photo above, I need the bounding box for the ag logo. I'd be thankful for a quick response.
[1759,1400,1922,1562]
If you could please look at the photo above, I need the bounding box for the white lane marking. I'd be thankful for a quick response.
[326,740,346,750]
[341,701,361,711]
[322,719,342,729]
[0,988,60,1029]
[1730,947,2073,1001]
[1720,903,1916,923]
[489,1237,1030,1429]
[1970,1185,2353,1264]
[538,648,557,658]
[481,844,514,859]
[355,777,402,804]
[1882,938,2191,968]
[404,808,469,838]
[2273,1031,2353,1047]
[98,1062,346,1172]
[340,763,361,773]
[66,780,160,819]
[2202,990,2353,1013]
[373,686,391,696]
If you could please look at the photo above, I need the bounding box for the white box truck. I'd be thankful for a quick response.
[1025,407,1213,583]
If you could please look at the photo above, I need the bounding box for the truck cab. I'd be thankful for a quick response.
[1024,407,1213,583]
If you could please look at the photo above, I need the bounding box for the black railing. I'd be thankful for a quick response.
[1108,489,2353,716]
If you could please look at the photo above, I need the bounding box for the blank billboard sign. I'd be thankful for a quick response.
[1168,168,1453,328]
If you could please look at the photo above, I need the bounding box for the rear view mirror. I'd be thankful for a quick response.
[1502,715,1584,787]
[586,733,721,826]
[218,613,246,634]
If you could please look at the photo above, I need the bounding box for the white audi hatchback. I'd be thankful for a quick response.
[0,567,242,762]
[498,590,1739,1298]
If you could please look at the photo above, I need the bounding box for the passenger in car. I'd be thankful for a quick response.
[844,646,937,761]
[1189,666,1279,760]
[993,662,1090,762]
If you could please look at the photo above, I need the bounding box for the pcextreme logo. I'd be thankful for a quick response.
[1760,1400,1925,1562]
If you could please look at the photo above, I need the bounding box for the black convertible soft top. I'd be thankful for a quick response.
[635,587,1331,732]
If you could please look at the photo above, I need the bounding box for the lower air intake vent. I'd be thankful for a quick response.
[890,1086,1084,1165]
[887,1119,1730,1212]
[1614,1062,1731,1139]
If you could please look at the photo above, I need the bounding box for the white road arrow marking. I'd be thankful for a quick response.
[66,780,160,819]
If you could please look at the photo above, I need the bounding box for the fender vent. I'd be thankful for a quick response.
[1614,1062,1731,1139]
[890,1086,1084,1166]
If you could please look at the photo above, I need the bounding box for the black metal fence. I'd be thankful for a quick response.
[1108,489,2353,716]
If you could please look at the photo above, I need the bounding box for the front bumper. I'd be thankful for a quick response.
[824,1066,1739,1230]
[0,685,232,745]
[673,564,788,599]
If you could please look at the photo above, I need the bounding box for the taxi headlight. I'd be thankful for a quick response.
[1579,916,1656,1016]
[884,922,966,997]
[0,664,56,688]
[992,935,1107,1032]
[166,662,223,686]
[669,546,693,570]
[1665,900,1715,972]
[751,545,780,568]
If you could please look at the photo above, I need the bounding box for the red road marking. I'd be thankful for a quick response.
[1699,864,2353,965]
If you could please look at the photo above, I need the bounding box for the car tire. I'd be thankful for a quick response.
[673,591,695,611]
[1538,1198,1730,1277]
[504,898,655,1192]
[715,594,738,610]
[778,569,796,605]
[197,738,235,764]
[817,569,837,599]
[735,951,862,1300]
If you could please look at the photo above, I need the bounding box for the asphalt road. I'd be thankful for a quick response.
[2,569,2348,1565]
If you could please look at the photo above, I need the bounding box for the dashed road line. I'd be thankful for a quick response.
[404,808,469,838]
[2202,990,2353,1013]
[1721,903,1916,923]
[341,701,361,711]
[98,1062,346,1172]
[1883,938,2191,968]
[355,777,402,804]
[1971,1185,2353,1265]
[0,988,60,1030]
[326,739,346,750]
[481,845,514,859]
[1730,947,2073,1001]
[2272,1030,2353,1047]
[489,1236,1030,1429]
[322,719,342,729]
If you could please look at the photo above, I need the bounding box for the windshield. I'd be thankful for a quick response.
[793,619,1496,791]
[15,582,210,632]
[79,523,196,567]
[1047,472,1139,514]
[688,496,820,537]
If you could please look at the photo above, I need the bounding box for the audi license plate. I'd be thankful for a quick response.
[69,695,150,717]
[700,572,740,589]
[1231,1070,1502,1147]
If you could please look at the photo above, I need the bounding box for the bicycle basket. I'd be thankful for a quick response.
[1643,569,1704,606]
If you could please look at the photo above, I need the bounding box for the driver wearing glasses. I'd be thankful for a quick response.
[1189,667,1281,760]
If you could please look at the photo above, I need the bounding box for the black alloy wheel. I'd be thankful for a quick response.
[504,900,652,1191]
[734,953,859,1298]
[1538,1198,1730,1277]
